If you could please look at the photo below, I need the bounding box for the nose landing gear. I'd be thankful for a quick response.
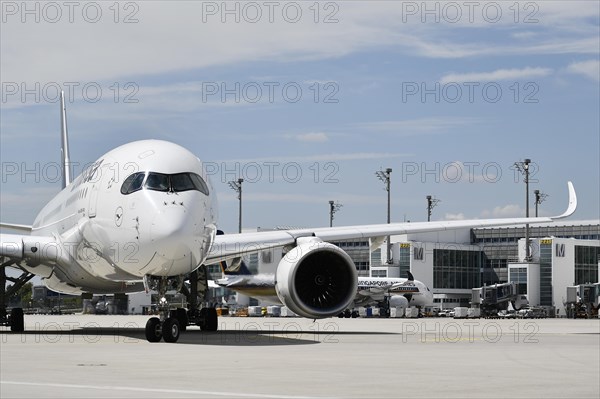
[143,277,184,343]
[145,317,163,342]
[143,269,218,343]
[161,317,180,343]
[145,314,184,343]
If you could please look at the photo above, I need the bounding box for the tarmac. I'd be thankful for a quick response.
[1,315,599,399]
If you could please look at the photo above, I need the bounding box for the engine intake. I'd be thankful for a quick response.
[275,238,357,319]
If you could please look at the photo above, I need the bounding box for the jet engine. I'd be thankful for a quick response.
[389,295,409,308]
[275,238,358,319]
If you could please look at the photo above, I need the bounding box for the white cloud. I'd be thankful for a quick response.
[567,60,600,82]
[480,204,524,218]
[404,36,599,59]
[440,67,552,84]
[0,3,402,85]
[436,161,502,184]
[512,31,538,40]
[292,132,329,143]
[2,2,598,87]
[355,117,481,134]
[215,152,411,164]
[444,213,466,221]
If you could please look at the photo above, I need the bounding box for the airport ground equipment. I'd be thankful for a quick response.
[471,282,527,318]
[0,266,34,332]
[564,284,599,319]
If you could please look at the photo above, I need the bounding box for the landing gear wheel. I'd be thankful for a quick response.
[175,308,188,332]
[162,317,180,343]
[199,308,218,331]
[10,308,24,332]
[145,317,163,342]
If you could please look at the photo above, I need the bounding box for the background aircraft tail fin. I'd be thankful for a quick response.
[219,259,252,276]
[216,230,252,275]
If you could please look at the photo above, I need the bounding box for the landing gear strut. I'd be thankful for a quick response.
[144,276,182,343]
[0,265,33,332]
[183,269,218,332]
[143,268,218,343]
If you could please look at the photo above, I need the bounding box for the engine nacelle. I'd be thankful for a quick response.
[275,238,357,319]
[389,295,409,308]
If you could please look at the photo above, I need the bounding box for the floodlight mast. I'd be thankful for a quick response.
[228,178,244,233]
[426,195,441,222]
[376,168,392,264]
[534,189,548,217]
[329,200,343,227]
[514,159,531,261]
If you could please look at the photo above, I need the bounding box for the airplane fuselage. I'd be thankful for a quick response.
[217,274,434,308]
[24,140,217,294]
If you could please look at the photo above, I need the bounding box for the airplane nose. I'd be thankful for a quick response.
[150,208,192,261]
[152,208,187,233]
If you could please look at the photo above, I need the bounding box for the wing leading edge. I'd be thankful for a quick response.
[0,223,33,233]
[206,181,577,263]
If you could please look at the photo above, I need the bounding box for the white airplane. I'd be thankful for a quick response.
[215,262,433,313]
[354,272,433,310]
[0,92,577,342]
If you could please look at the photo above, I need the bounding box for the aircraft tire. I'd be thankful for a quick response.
[145,317,163,342]
[10,308,24,332]
[171,308,188,332]
[199,308,218,331]
[162,317,180,343]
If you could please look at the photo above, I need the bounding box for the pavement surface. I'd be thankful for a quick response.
[1,315,599,398]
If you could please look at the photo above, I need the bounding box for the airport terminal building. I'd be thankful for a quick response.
[240,221,599,314]
[371,220,600,314]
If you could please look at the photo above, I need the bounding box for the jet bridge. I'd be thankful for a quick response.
[471,282,525,317]
[565,284,600,318]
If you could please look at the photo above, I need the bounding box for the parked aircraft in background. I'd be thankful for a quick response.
[215,261,433,312]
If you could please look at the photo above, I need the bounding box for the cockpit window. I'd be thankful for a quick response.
[121,171,209,195]
[189,173,210,195]
[170,173,197,192]
[120,172,146,195]
[145,173,170,192]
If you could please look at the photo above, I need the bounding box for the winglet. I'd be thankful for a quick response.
[552,181,577,220]
[407,271,414,281]
[60,91,72,188]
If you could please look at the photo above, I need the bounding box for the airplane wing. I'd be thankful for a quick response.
[206,181,577,263]
[0,223,33,233]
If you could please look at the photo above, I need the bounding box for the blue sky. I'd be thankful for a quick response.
[1,1,599,233]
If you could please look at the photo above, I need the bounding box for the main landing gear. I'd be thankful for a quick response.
[143,269,218,343]
[0,265,33,332]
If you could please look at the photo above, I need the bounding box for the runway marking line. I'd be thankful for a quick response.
[0,381,336,399]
